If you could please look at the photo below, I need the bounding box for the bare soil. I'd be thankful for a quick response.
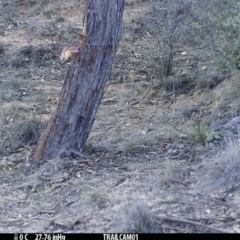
[0,0,240,233]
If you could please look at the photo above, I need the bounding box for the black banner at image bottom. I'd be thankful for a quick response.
[0,233,236,240]
[0,234,138,240]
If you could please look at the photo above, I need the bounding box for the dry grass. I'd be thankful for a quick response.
[110,202,163,233]
[210,140,240,191]
[158,159,185,186]
[198,138,240,194]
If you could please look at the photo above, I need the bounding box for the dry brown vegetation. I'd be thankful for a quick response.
[0,0,240,233]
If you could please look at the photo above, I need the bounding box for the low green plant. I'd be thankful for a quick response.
[195,120,221,145]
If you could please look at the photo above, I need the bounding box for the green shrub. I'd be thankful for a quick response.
[149,0,240,92]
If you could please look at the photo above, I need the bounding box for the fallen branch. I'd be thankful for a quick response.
[130,82,153,105]
[156,215,231,233]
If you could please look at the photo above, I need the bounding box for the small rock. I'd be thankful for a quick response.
[180,51,187,56]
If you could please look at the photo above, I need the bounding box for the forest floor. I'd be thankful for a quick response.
[0,0,240,233]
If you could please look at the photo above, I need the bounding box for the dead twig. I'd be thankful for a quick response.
[213,218,240,228]
[1,218,24,223]
[130,82,153,105]
[156,215,231,233]
[117,70,153,111]
[112,179,128,190]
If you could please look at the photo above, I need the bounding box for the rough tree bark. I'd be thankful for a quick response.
[32,0,125,161]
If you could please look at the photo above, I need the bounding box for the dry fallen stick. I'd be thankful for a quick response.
[130,82,153,106]
[214,219,240,228]
[112,179,128,191]
[156,215,231,233]
[1,218,24,223]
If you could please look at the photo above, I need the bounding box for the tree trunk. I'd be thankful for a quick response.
[32,0,125,161]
